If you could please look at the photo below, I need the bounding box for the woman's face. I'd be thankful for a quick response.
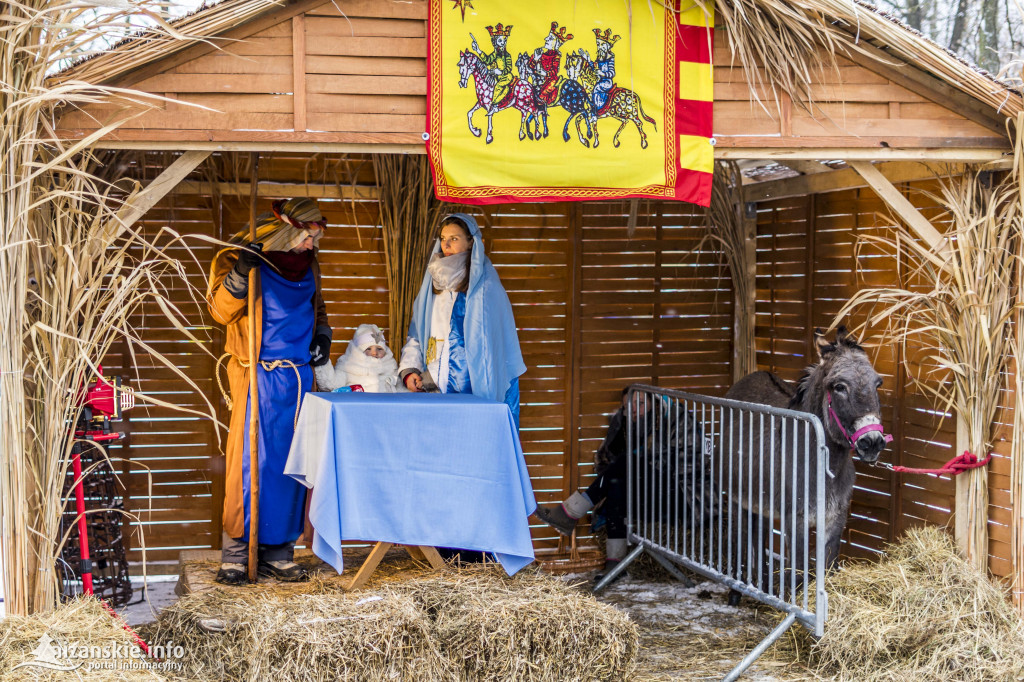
[291,226,324,253]
[439,223,471,257]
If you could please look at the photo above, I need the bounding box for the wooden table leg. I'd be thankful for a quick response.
[405,545,426,561]
[418,546,446,569]
[347,541,393,591]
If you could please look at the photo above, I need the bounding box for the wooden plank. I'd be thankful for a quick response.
[304,36,426,58]
[745,161,995,204]
[306,0,427,20]
[848,160,951,259]
[304,15,425,38]
[293,15,307,132]
[306,74,425,96]
[99,151,211,250]
[844,38,1010,136]
[714,143,1008,158]
[173,180,378,200]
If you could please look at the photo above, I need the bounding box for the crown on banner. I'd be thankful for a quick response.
[593,28,621,46]
[549,22,574,43]
[486,23,513,37]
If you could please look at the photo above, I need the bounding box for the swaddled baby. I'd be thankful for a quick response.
[314,323,400,393]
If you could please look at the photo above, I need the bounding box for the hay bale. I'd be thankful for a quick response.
[808,526,1024,681]
[405,568,639,681]
[153,565,637,681]
[0,597,171,681]
[154,579,446,681]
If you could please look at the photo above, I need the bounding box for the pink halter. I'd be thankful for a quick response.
[827,392,894,450]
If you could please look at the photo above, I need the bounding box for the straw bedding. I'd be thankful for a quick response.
[0,597,171,681]
[785,526,1024,681]
[153,565,638,682]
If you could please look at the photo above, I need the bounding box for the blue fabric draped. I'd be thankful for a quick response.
[285,392,537,575]
[446,292,472,394]
[408,213,526,423]
[240,266,313,544]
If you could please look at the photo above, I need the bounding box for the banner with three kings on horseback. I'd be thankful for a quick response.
[426,0,715,206]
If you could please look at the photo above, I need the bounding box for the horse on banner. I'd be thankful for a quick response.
[457,50,542,144]
[565,51,657,149]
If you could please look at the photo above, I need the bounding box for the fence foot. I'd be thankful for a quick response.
[592,543,644,593]
[722,612,796,682]
[645,547,695,588]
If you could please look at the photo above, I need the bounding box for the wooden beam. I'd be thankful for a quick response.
[99,150,211,248]
[848,160,951,258]
[173,180,378,201]
[745,160,1011,203]
[292,15,307,133]
[715,146,1009,161]
[779,91,793,137]
[733,202,757,383]
[783,160,831,175]
[90,140,425,154]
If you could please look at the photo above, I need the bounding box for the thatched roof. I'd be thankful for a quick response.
[56,0,1020,119]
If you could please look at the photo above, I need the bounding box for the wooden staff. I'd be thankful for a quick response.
[246,152,260,582]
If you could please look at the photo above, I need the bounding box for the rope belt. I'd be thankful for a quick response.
[216,352,305,429]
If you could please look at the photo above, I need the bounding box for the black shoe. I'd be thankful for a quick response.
[534,504,578,536]
[214,563,247,586]
[594,559,625,584]
[257,560,308,582]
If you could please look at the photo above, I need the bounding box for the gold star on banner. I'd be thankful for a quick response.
[451,0,473,22]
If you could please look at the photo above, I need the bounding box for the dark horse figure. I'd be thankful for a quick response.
[723,327,889,602]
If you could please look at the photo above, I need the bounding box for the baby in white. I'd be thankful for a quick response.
[314,324,400,393]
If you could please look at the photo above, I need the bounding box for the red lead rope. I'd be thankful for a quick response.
[881,450,993,476]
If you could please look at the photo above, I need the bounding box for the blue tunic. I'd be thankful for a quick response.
[446,292,519,426]
[593,55,616,110]
[239,266,314,544]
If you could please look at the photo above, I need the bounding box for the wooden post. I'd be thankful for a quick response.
[732,202,757,383]
[246,152,261,582]
[955,412,989,571]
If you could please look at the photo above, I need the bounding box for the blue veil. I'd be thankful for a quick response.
[408,213,526,410]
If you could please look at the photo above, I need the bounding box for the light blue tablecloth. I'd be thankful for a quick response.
[284,392,537,575]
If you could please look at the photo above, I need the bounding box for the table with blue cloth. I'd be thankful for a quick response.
[284,392,537,585]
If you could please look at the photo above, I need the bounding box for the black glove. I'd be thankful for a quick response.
[309,333,331,367]
[223,243,263,299]
[234,242,263,277]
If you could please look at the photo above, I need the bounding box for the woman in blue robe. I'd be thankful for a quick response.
[399,213,526,426]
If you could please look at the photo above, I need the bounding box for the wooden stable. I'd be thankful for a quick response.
[57,0,1023,580]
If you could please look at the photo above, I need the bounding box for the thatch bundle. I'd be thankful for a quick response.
[801,526,1024,681]
[0,597,170,681]
[154,566,638,682]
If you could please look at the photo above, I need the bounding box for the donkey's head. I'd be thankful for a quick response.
[797,327,890,463]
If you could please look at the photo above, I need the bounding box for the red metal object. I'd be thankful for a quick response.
[71,445,93,595]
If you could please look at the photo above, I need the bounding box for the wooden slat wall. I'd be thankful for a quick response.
[113,152,1015,577]
[57,2,1007,151]
[755,182,1014,576]
[113,154,737,571]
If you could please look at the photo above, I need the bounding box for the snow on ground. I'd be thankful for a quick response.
[590,573,807,681]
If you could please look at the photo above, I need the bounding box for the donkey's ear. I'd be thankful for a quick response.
[814,329,835,359]
[836,325,861,348]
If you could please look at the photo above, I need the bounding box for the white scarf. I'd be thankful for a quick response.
[427,251,470,292]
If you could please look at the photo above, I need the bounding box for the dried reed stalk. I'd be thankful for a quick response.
[837,169,1022,572]
[372,154,447,346]
[1,5,215,615]
[703,161,756,381]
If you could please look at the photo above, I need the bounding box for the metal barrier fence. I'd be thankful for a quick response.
[594,385,829,681]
